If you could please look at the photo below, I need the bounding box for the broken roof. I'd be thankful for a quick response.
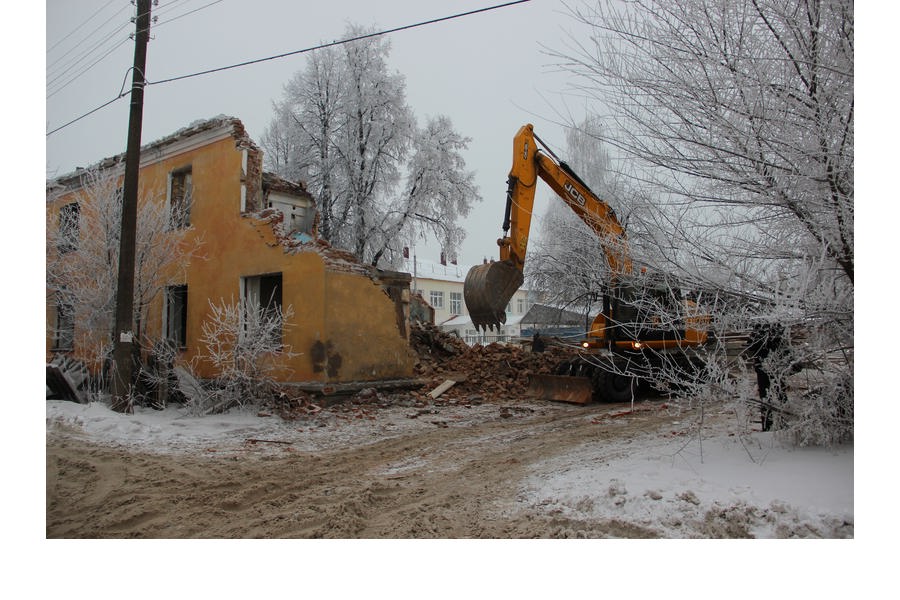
[48,115,259,189]
[520,304,586,327]
[262,171,313,201]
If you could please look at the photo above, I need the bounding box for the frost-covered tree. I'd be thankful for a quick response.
[529,114,617,322]
[263,44,347,243]
[262,24,480,267]
[552,0,853,442]
[46,166,202,395]
[197,296,295,414]
[367,115,478,267]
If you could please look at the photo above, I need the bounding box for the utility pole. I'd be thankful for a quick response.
[111,0,152,412]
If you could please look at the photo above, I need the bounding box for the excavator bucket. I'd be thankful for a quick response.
[463,260,524,331]
[526,374,594,405]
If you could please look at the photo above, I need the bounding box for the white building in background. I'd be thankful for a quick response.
[399,252,534,345]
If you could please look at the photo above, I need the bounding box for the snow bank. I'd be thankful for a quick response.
[46,401,274,452]
[517,426,853,538]
[45,399,497,454]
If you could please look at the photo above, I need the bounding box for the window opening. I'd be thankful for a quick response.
[242,273,283,345]
[165,284,188,349]
[53,292,75,350]
[58,202,80,253]
[169,168,193,229]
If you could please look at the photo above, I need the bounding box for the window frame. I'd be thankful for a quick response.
[429,290,444,309]
[449,291,462,314]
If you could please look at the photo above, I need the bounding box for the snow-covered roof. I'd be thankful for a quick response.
[400,257,535,296]
[400,256,469,284]
[440,315,471,327]
[521,303,586,326]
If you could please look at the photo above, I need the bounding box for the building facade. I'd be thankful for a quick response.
[400,254,535,344]
[47,116,416,390]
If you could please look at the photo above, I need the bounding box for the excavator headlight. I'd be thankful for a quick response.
[582,341,591,349]
[632,342,643,350]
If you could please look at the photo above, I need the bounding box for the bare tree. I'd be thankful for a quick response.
[197,296,296,414]
[529,115,620,322]
[367,115,479,267]
[551,0,853,442]
[263,45,345,241]
[262,24,481,267]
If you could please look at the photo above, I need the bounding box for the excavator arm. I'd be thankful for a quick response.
[464,124,631,331]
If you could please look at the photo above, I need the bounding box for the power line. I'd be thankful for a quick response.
[154,0,226,28]
[47,36,132,100]
[146,0,532,86]
[47,0,533,137]
[46,0,118,55]
[47,1,179,98]
[46,0,170,86]
[46,93,130,137]
[46,2,131,75]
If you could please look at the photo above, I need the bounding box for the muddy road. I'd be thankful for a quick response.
[46,398,693,538]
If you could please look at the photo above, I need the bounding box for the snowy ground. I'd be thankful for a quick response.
[45,399,853,538]
[37,396,876,597]
[516,426,853,538]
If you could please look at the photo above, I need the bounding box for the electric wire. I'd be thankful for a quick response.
[47,0,221,97]
[153,0,226,28]
[47,0,532,137]
[46,0,117,55]
[46,2,131,76]
[47,36,132,100]
[46,20,132,91]
[47,94,130,137]
[46,0,178,89]
[146,0,532,86]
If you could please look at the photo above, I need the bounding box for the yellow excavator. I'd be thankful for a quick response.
[464,124,709,403]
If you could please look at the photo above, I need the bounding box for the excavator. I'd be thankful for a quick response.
[464,124,710,404]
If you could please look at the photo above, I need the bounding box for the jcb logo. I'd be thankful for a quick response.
[565,182,586,206]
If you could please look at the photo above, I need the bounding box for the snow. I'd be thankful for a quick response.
[45,399,459,454]
[400,256,470,283]
[516,426,853,538]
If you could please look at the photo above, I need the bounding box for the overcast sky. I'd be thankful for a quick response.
[45,0,599,267]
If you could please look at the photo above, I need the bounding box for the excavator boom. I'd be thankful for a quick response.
[464,124,629,332]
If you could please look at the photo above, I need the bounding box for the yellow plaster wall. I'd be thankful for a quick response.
[48,126,416,385]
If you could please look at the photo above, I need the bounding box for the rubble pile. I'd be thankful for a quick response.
[266,323,579,421]
[409,321,469,359]
[410,322,575,402]
[433,343,574,401]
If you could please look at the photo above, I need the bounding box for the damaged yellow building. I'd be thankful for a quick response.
[47,116,417,391]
